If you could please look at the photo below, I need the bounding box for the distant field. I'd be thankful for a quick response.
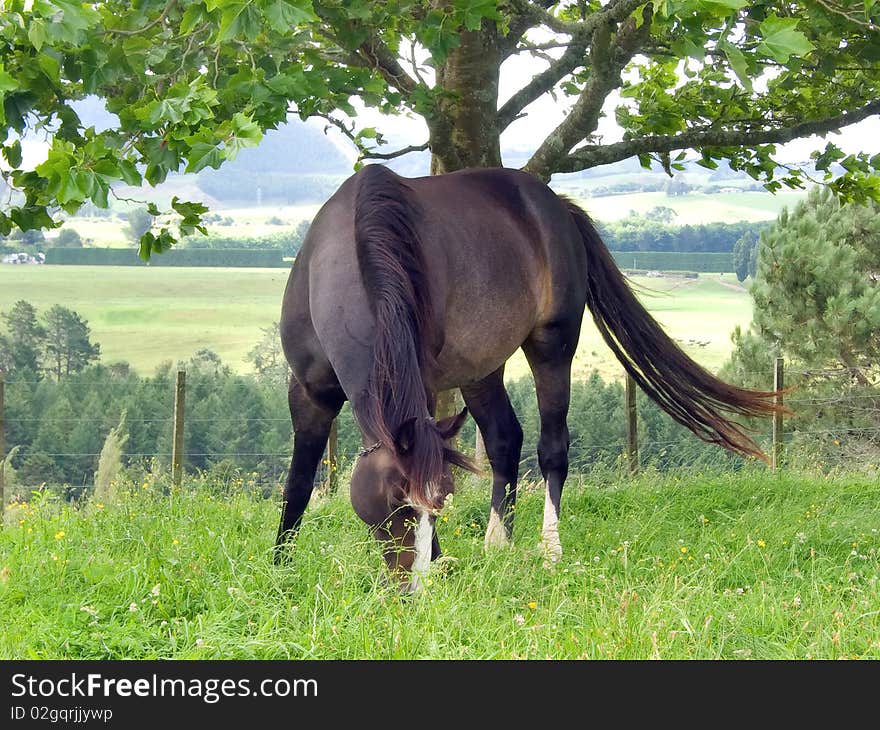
[573,190,806,224]
[56,203,322,248]
[0,266,291,374]
[52,187,802,246]
[0,266,752,378]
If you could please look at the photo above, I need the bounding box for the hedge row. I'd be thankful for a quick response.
[610,250,734,273]
[43,247,730,273]
[45,248,287,267]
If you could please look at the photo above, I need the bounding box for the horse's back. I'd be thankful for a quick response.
[407,168,588,386]
[282,165,588,396]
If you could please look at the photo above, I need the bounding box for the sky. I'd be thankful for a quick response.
[338,47,880,168]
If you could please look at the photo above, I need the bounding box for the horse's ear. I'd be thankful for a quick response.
[394,417,418,455]
[437,407,469,440]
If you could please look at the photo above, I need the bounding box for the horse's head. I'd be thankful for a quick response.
[350,408,475,525]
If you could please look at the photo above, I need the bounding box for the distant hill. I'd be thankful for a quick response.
[196,119,355,204]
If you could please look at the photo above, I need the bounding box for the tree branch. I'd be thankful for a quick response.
[523,5,653,180]
[356,34,419,96]
[363,141,430,160]
[498,0,647,131]
[105,0,176,36]
[556,99,880,173]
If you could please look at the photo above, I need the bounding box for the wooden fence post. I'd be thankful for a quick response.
[324,419,338,492]
[625,372,639,474]
[172,369,186,488]
[0,373,5,524]
[772,357,784,470]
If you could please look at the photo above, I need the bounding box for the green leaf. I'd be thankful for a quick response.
[28,18,47,52]
[0,66,18,93]
[185,142,224,173]
[698,0,748,12]
[180,4,208,34]
[758,15,815,63]
[262,0,317,32]
[3,140,22,168]
[217,2,262,41]
[719,41,752,92]
[118,159,143,186]
[225,112,263,159]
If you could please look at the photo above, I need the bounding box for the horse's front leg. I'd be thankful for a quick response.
[274,379,342,564]
[461,368,523,550]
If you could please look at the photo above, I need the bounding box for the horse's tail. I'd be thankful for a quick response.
[353,164,448,511]
[564,198,783,461]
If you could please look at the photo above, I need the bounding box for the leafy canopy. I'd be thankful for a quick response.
[0,0,878,257]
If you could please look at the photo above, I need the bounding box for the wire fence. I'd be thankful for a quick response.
[1,359,879,505]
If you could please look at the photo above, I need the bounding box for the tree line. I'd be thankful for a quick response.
[599,213,768,254]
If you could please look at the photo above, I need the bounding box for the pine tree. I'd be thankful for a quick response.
[41,306,101,381]
[0,301,45,375]
[750,188,880,372]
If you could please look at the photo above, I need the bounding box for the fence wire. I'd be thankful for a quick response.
[2,363,879,502]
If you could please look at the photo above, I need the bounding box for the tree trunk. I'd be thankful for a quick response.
[429,21,501,430]
[428,21,503,437]
[429,23,502,174]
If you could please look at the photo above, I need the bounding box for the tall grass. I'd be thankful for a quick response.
[1,468,878,659]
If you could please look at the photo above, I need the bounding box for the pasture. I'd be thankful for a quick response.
[1,469,877,659]
[53,187,802,246]
[0,266,752,378]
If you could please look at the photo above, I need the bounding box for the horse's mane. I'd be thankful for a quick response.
[354,164,449,511]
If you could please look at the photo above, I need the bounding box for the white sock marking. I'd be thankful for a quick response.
[484,507,510,549]
[540,483,562,563]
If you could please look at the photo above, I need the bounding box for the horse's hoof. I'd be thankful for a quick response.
[484,531,511,551]
[273,544,293,566]
[484,509,511,551]
[539,533,562,565]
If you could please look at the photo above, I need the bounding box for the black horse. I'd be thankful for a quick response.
[274,164,779,588]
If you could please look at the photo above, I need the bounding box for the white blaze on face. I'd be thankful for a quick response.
[540,483,562,563]
[410,509,432,592]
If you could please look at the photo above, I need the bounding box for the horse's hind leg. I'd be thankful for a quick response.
[461,366,523,550]
[273,377,343,564]
[522,321,578,563]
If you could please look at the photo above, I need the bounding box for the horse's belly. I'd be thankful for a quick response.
[433,299,535,389]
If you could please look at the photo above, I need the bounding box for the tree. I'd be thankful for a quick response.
[0,300,45,375]
[41,305,101,380]
[125,208,154,246]
[749,188,880,373]
[732,231,758,282]
[56,228,83,247]
[0,2,878,258]
[247,322,290,388]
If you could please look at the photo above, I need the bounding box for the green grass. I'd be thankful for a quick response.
[1,469,877,659]
[0,266,291,374]
[0,267,752,378]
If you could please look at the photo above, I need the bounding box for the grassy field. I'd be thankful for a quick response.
[0,266,291,374]
[54,187,802,245]
[1,469,878,659]
[574,190,806,224]
[61,203,322,248]
[0,267,752,378]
